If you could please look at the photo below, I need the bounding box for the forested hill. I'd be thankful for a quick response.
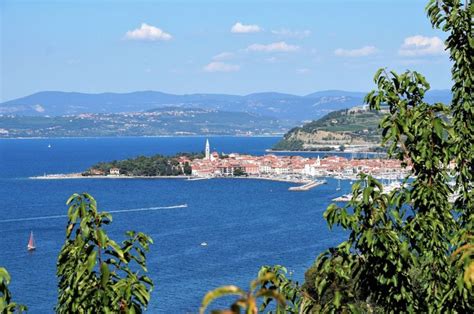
[273,107,386,151]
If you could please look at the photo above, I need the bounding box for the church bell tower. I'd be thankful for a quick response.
[205,139,210,160]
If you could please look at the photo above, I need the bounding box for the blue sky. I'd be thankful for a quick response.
[1,0,452,102]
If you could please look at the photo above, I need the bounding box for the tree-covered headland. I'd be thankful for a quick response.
[84,152,204,177]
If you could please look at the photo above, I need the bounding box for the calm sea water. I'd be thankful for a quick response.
[0,137,349,313]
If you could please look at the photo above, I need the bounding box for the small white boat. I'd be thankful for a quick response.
[27,231,36,251]
[187,177,210,181]
[48,144,52,148]
[200,242,208,246]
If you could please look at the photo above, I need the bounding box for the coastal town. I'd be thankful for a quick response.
[186,139,410,181]
[34,139,411,188]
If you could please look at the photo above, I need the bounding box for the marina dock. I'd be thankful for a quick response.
[289,179,326,191]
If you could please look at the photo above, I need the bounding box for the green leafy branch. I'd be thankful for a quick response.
[56,193,153,314]
[199,272,286,314]
[0,267,27,313]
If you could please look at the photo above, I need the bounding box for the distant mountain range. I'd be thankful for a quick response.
[0,89,452,122]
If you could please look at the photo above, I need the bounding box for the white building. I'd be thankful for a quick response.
[303,161,324,177]
[259,163,272,174]
[109,168,120,175]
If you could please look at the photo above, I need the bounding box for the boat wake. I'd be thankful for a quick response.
[108,204,187,214]
[0,204,188,223]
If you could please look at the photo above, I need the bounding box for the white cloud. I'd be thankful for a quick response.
[204,62,240,72]
[271,28,311,38]
[124,23,172,41]
[334,46,377,57]
[212,52,234,61]
[246,41,300,52]
[398,35,445,56]
[231,22,262,33]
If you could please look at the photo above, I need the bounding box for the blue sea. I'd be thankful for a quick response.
[0,137,349,313]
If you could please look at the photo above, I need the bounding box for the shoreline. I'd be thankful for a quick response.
[31,174,190,180]
[0,134,284,140]
[29,173,310,184]
[267,149,386,155]
[30,172,407,183]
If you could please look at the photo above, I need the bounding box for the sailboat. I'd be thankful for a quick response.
[336,179,341,191]
[27,231,36,251]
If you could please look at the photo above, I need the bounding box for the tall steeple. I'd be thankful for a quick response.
[205,138,210,160]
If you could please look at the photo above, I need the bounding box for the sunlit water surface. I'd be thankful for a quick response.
[0,137,349,313]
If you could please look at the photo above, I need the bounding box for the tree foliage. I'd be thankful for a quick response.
[272,138,305,151]
[199,272,286,314]
[232,168,247,177]
[307,0,473,312]
[258,265,315,313]
[0,267,27,313]
[56,193,153,313]
[86,153,204,177]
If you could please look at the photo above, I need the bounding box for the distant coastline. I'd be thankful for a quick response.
[0,134,284,140]
[30,173,189,180]
[29,173,308,184]
[266,149,385,155]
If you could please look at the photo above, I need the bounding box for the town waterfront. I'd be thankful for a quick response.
[0,137,350,312]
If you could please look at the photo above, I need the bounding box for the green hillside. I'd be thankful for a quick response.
[273,107,386,151]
